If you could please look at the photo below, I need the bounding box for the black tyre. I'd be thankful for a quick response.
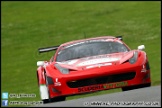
[50,96,66,102]
[42,99,50,104]
[122,83,151,91]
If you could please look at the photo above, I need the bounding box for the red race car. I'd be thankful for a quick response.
[36,36,151,103]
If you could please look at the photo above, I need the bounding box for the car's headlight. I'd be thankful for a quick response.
[129,51,138,64]
[55,64,69,74]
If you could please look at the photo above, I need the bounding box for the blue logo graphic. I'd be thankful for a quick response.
[2,100,8,106]
[2,92,8,99]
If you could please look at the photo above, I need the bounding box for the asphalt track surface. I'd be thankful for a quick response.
[36,85,161,107]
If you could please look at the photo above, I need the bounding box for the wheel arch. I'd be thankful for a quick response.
[37,67,46,85]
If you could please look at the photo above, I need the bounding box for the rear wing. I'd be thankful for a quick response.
[116,36,123,41]
[38,45,60,53]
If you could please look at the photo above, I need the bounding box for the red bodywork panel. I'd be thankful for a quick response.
[37,36,151,99]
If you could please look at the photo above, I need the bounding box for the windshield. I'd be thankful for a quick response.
[56,41,129,62]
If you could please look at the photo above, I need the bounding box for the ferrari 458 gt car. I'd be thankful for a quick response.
[36,36,151,103]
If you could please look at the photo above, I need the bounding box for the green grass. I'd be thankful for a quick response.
[1,1,161,107]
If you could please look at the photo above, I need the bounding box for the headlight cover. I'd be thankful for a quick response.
[55,64,69,74]
[129,51,138,64]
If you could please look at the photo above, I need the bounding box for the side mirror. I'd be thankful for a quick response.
[138,45,145,50]
[37,61,44,66]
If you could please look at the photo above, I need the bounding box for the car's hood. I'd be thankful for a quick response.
[56,51,134,71]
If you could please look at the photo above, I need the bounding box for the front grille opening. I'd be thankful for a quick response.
[67,72,136,88]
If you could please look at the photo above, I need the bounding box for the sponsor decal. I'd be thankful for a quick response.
[86,63,112,69]
[78,58,118,66]
[59,59,78,65]
[141,65,147,72]
[78,81,128,92]
[103,81,128,89]
[54,78,61,86]
[78,85,104,92]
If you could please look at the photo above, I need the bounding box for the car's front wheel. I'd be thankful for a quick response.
[39,73,66,104]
